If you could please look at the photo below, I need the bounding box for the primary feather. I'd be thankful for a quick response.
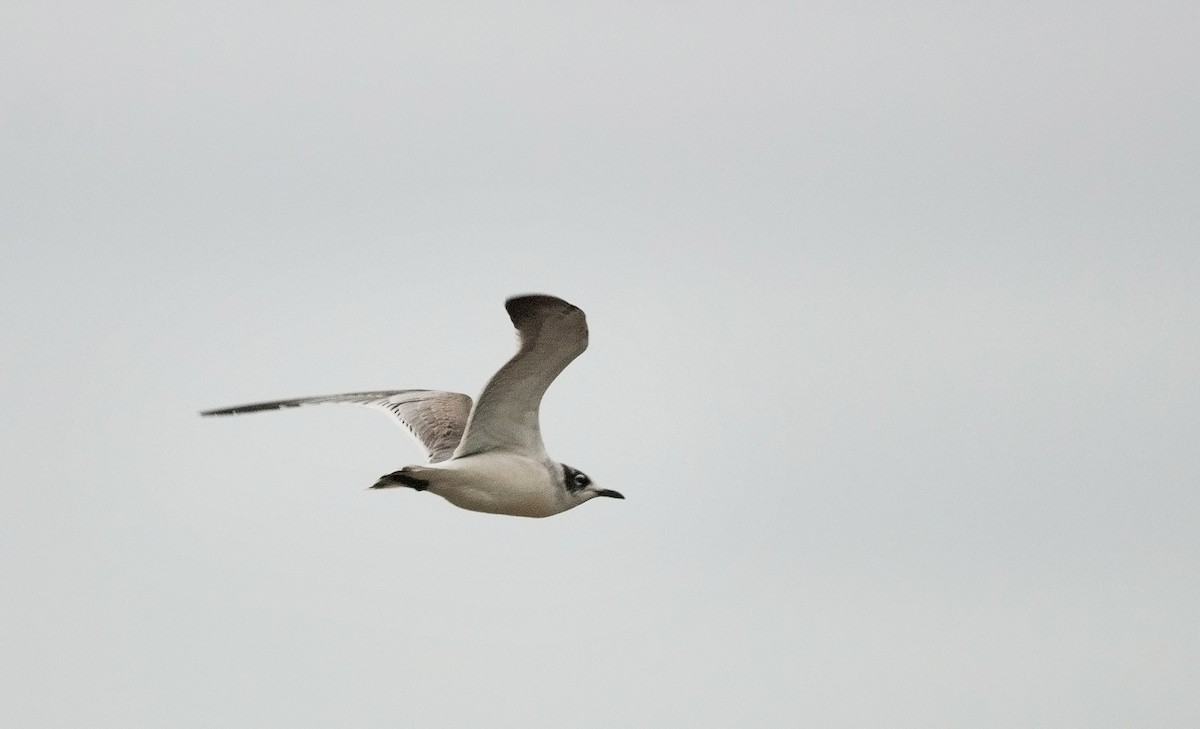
[201,390,472,463]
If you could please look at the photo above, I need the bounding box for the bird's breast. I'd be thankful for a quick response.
[424,453,564,517]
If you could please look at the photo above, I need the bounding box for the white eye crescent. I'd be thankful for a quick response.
[574,473,588,486]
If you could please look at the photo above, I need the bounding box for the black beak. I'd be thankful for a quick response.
[595,489,624,499]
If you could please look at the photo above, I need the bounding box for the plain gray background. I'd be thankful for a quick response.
[3,1,1197,726]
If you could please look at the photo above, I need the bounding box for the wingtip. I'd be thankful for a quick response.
[199,407,237,417]
[504,294,582,328]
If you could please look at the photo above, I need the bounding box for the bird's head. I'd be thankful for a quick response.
[561,464,623,505]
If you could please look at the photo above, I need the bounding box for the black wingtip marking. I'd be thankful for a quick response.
[504,294,580,328]
[199,400,311,417]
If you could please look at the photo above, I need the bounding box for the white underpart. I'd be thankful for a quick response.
[417,452,566,518]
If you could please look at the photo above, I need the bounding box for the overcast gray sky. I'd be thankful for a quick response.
[2,1,1198,726]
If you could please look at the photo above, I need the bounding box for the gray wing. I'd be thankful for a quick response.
[455,295,588,459]
[201,390,472,463]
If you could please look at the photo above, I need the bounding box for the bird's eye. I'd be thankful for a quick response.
[574,473,588,486]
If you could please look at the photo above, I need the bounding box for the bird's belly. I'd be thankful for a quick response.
[425,454,563,518]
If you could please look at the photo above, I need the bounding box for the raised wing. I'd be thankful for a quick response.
[455,295,588,459]
[201,390,472,463]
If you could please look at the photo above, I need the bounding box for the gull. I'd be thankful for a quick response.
[201,294,622,518]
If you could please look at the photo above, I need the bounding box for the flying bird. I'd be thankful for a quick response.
[201,294,622,518]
